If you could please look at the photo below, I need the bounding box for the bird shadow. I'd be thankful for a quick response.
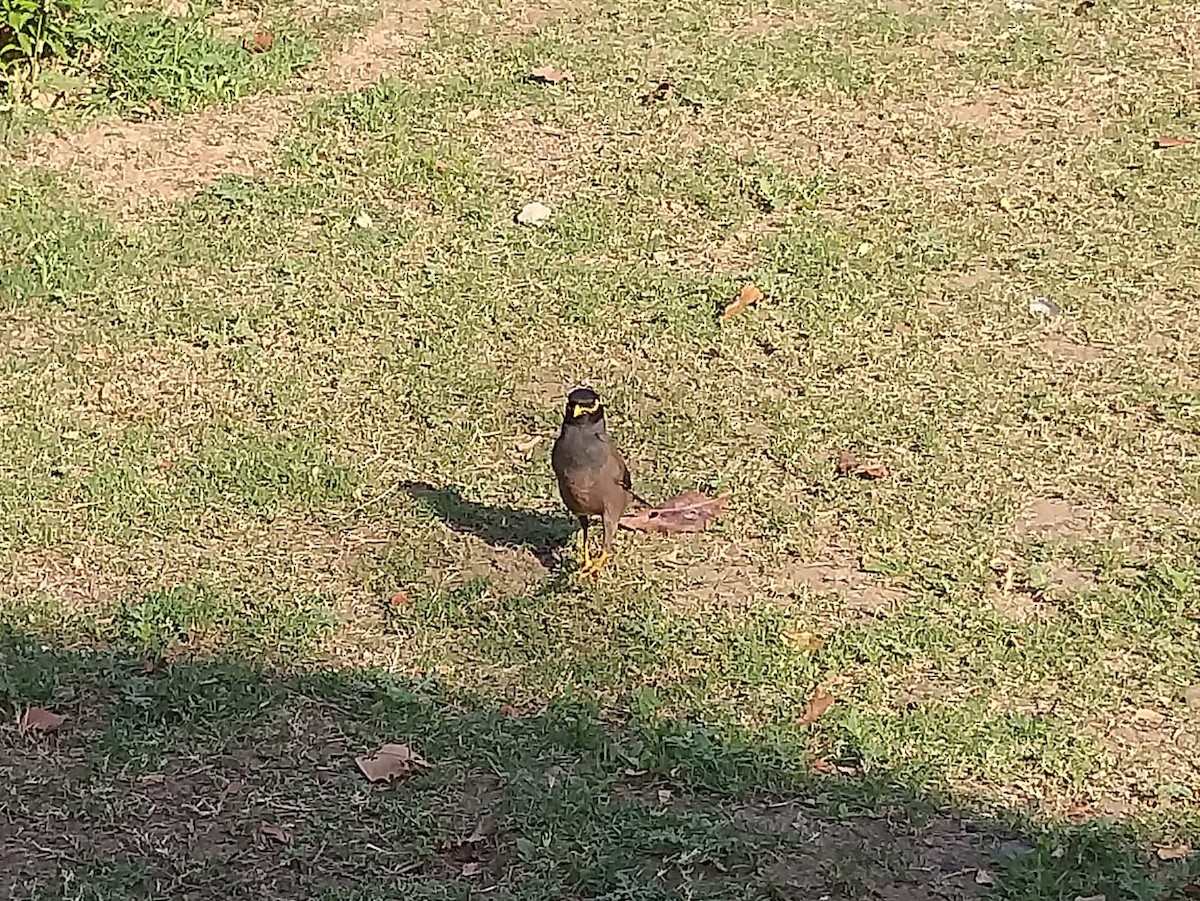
[399,481,575,566]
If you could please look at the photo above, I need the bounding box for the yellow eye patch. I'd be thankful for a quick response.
[572,400,600,417]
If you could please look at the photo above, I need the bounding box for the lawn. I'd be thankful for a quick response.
[1,0,1199,897]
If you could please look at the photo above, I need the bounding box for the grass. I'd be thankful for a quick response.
[2,0,1200,897]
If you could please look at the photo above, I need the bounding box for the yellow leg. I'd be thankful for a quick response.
[578,526,591,568]
[579,550,609,577]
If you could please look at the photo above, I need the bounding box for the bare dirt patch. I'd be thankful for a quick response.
[734,801,997,899]
[989,585,1049,623]
[667,541,909,614]
[944,88,1030,144]
[321,0,441,90]
[23,95,291,210]
[1041,334,1104,363]
[1012,497,1092,539]
[0,548,130,607]
[455,542,549,594]
[19,0,445,210]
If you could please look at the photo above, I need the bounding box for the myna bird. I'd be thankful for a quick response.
[551,387,638,576]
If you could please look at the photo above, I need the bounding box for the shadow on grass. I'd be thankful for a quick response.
[400,480,575,563]
[1,628,1197,901]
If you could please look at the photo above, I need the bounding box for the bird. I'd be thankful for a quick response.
[551,386,639,576]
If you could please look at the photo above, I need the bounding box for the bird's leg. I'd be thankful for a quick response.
[577,516,591,569]
[581,510,617,576]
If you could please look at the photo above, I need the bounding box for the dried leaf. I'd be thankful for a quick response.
[243,31,274,53]
[796,688,834,727]
[1155,844,1190,861]
[261,823,290,844]
[1182,880,1200,899]
[836,449,861,475]
[721,283,764,319]
[1155,136,1196,150]
[355,742,430,784]
[461,862,485,877]
[975,868,997,887]
[809,757,836,775]
[1074,895,1106,901]
[618,491,726,533]
[782,630,824,653]
[1072,0,1094,13]
[513,434,545,454]
[530,66,572,84]
[136,773,166,786]
[656,789,673,805]
[835,450,889,480]
[19,707,66,734]
[387,590,412,610]
[498,703,519,716]
[465,814,497,844]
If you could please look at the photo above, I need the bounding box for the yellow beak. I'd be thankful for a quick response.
[572,404,586,418]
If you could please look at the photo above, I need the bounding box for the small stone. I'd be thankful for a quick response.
[1029,296,1060,317]
[516,201,552,226]
[1184,684,1200,711]
[352,212,374,229]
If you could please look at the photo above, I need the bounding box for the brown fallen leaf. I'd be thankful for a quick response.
[1183,879,1200,899]
[19,707,66,734]
[243,31,274,53]
[835,450,889,480]
[387,590,412,610]
[1072,0,1094,13]
[355,742,430,784]
[975,868,997,887]
[782,630,824,653]
[618,491,726,533]
[1155,843,1190,861]
[461,862,486,877]
[513,434,546,454]
[530,66,572,84]
[796,688,834,727]
[261,823,291,844]
[721,283,764,320]
[1155,136,1196,150]
[809,757,836,775]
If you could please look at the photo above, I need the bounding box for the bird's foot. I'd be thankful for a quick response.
[578,551,609,577]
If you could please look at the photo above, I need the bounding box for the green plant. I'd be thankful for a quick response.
[0,0,95,86]
[91,11,316,109]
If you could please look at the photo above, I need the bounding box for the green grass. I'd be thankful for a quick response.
[2,0,1200,896]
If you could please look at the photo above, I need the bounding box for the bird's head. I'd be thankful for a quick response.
[562,386,605,426]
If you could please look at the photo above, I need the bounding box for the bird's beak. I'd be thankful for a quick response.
[572,404,586,418]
